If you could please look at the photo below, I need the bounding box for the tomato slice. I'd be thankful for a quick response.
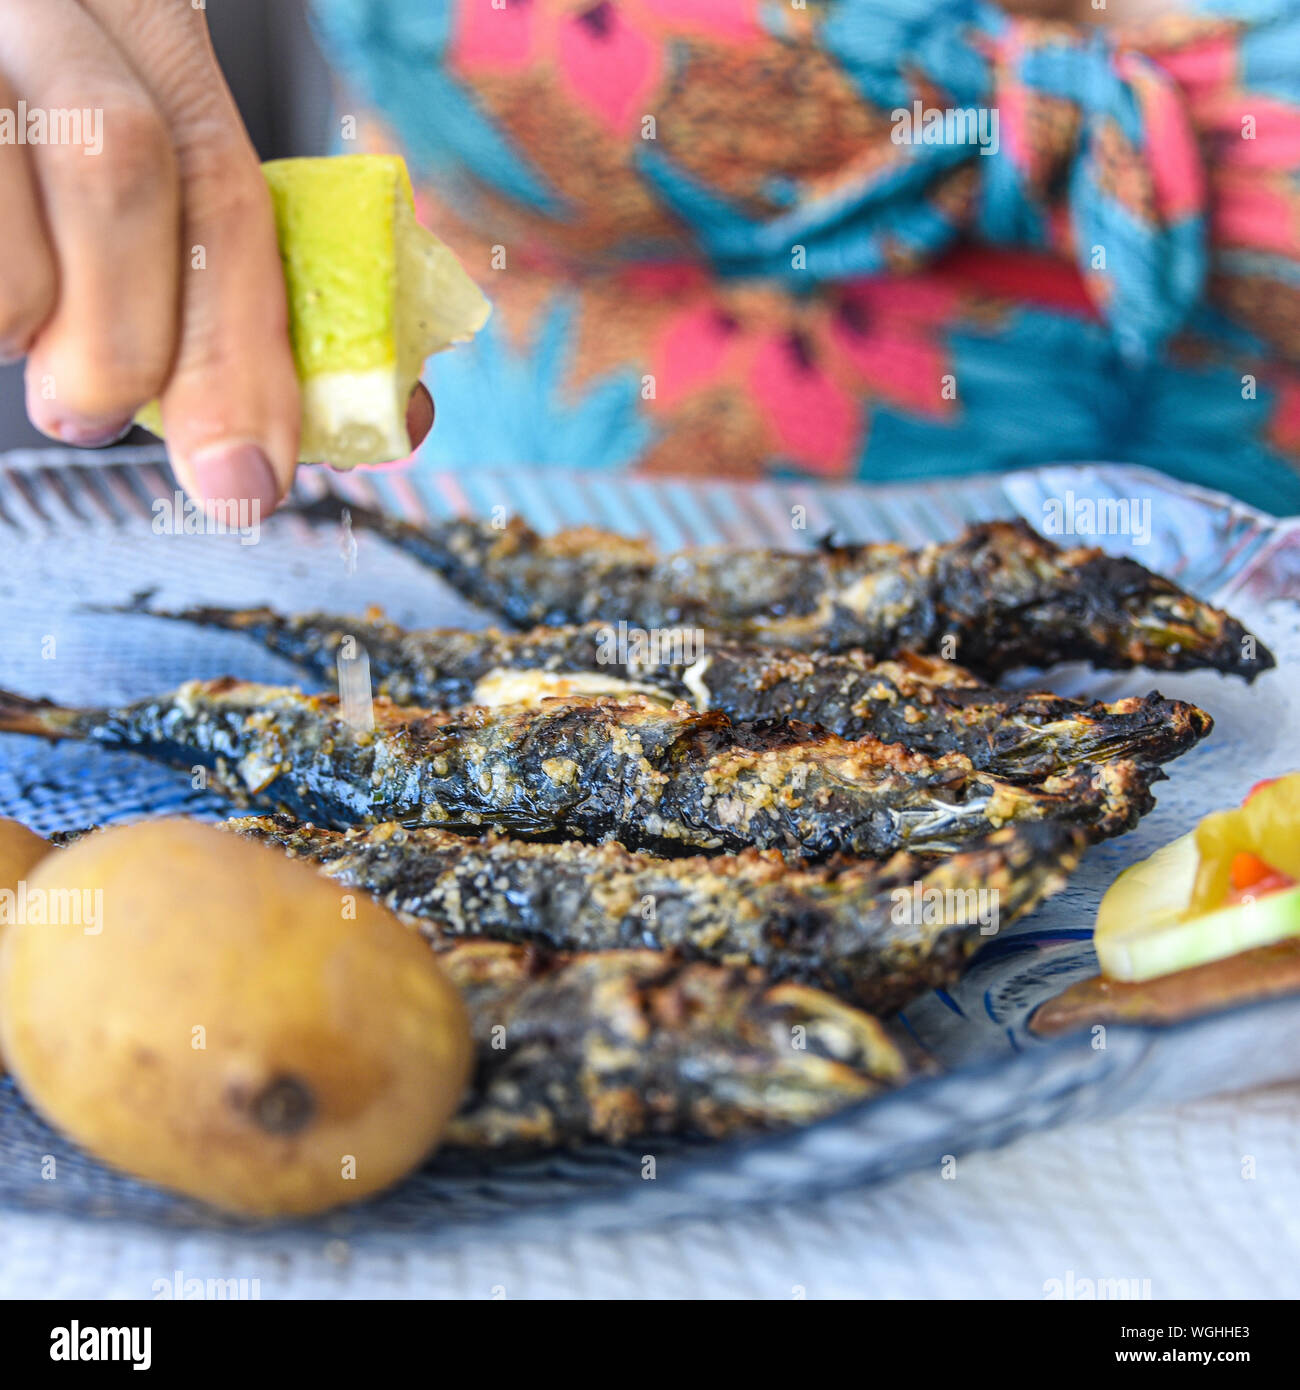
[1225,871,1295,907]
[1230,852,1276,891]
[1192,772,1300,915]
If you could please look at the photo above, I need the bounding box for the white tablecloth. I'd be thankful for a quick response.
[5,1083,1298,1300]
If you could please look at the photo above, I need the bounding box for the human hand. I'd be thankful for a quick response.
[0,0,432,517]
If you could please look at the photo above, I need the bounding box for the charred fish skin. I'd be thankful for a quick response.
[315,502,1272,680]
[432,942,910,1149]
[135,605,1213,780]
[691,647,1213,777]
[922,526,1272,682]
[0,681,1158,858]
[127,605,692,709]
[231,815,1085,1014]
[295,498,660,632]
[45,821,911,1149]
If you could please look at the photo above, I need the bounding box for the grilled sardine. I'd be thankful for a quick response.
[0,681,1158,859]
[438,942,910,1148]
[230,815,1085,1013]
[37,817,912,1148]
[124,604,1214,781]
[305,502,1272,680]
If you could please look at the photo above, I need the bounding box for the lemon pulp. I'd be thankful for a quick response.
[138,154,490,467]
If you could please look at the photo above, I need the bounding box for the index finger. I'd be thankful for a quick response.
[82,0,299,515]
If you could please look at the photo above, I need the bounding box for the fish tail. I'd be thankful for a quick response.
[92,597,272,633]
[80,587,162,619]
[0,688,79,739]
[83,590,283,636]
[168,603,285,636]
[295,495,436,561]
[295,495,420,549]
[294,497,535,621]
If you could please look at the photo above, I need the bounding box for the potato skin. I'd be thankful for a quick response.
[0,818,52,1073]
[0,818,472,1216]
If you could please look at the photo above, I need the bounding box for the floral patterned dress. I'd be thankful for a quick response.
[311,0,1300,513]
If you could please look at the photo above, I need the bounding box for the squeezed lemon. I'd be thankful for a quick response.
[139,154,490,467]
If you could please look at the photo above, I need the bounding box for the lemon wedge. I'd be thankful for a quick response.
[138,154,490,467]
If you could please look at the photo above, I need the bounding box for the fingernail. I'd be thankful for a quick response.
[405,382,434,450]
[190,442,280,518]
[54,417,136,449]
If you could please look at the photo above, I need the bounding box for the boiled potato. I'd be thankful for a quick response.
[0,818,471,1216]
[0,818,53,1073]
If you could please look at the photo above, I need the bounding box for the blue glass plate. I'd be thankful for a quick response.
[1,448,1297,1251]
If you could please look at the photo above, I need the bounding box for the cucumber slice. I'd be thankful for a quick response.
[1097,884,1300,983]
[1095,831,1197,945]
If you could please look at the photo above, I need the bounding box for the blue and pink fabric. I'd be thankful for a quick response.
[312,0,1300,513]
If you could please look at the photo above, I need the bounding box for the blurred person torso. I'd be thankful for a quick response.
[309,0,1300,513]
